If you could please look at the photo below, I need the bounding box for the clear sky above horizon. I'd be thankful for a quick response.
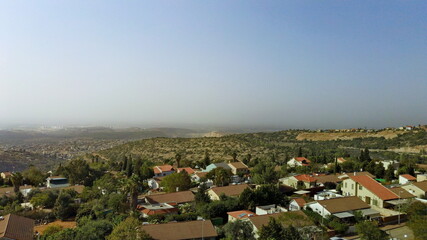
[1,1,426,129]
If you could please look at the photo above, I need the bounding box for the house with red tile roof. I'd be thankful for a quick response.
[177,167,195,175]
[342,175,398,208]
[399,174,417,185]
[287,157,311,167]
[153,165,175,177]
[280,174,318,189]
[137,203,179,218]
[227,210,256,222]
[337,157,347,164]
[289,198,307,211]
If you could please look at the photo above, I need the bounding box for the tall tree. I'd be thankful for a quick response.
[223,220,255,240]
[11,172,23,193]
[355,221,388,240]
[123,175,141,210]
[160,171,191,193]
[107,217,153,240]
[175,153,182,168]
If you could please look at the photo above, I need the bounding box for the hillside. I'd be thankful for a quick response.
[96,129,427,166]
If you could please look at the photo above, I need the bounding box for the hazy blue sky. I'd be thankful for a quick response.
[1,1,426,129]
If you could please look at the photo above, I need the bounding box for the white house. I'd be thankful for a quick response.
[314,189,343,200]
[288,198,306,211]
[399,174,417,185]
[153,165,175,177]
[287,157,311,167]
[255,205,287,215]
[46,177,69,188]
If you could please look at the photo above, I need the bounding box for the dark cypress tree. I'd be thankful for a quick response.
[122,156,128,172]
[364,148,371,162]
[126,159,133,177]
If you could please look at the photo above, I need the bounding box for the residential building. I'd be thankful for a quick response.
[191,172,208,182]
[203,162,231,172]
[401,181,427,198]
[177,167,195,175]
[306,196,379,220]
[137,203,178,218]
[228,161,249,175]
[314,189,343,200]
[338,171,374,180]
[153,165,175,177]
[0,172,12,180]
[227,210,256,222]
[46,176,69,188]
[287,157,311,167]
[207,184,249,200]
[255,204,287,215]
[342,175,398,208]
[0,214,34,240]
[337,158,347,164]
[313,174,343,186]
[417,173,427,182]
[399,174,417,185]
[289,198,306,211]
[280,174,317,189]
[145,191,195,205]
[141,220,217,240]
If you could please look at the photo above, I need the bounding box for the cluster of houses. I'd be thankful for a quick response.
[1,155,427,239]
[0,173,84,240]
[136,157,427,239]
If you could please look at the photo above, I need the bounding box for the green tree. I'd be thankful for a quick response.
[126,159,133,177]
[64,159,92,185]
[46,228,76,240]
[374,164,385,178]
[10,172,23,193]
[355,221,388,240]
[139,165,154,180]
[53,190,75,220]
[22,166,46,186]
[42,225,63,237]
[123,175,142,209]
[30,191,58,208]
[408,215,427,240]
[107,217,153,240]
[75,220,113,240]
[161,172,191,192]
[195,183,211,205]
[223,220,255,240]
[206,167,232,187]
[175,153,182,168]
[384,165,395,181]
[258,217,285,240]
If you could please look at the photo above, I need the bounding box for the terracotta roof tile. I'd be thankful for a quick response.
[177,168,195,175]
[292,198,307,207]
[228,161,249,169]
[411,181,427,192]
[294,174,317,183]
[400,174,416,181]
[227,210,256,219]
[153,165,174,174]
[349,175,398,200]
[389,187,415,199]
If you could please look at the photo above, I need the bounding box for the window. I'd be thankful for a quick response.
[359,185,363,190]
[345,182,347,188]
[351,184,354,190]
[373,199,378,206]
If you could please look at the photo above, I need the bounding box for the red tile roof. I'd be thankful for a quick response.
[294,174,317,183]
[292,198,307,207]
[337,157,347,163]
[400,174,416,181]
[141,220,218,240]
[177,167,195,175]
[138,206,178,216]
[295,157,311,163]
[349,175,398,200]
[153,165,174,174]
[227,210,256,220]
